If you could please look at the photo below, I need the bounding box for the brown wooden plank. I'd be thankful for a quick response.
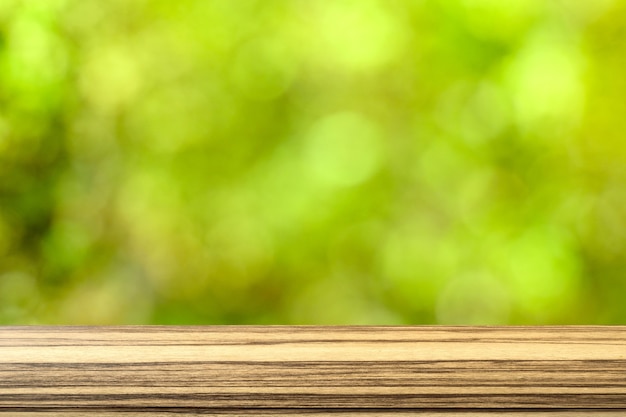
[2,412,626,417]
[1,326,626,413]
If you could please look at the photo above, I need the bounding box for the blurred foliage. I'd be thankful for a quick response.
[1,0,625,325]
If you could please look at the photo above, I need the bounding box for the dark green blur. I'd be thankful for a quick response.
[1,0,625,324]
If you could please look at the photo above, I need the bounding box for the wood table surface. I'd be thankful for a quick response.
[1,326,625,415]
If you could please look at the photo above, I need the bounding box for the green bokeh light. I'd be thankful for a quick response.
[1,0,625,324]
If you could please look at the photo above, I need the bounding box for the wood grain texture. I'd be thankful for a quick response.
[1,326,626,415]
[2,412,626,417]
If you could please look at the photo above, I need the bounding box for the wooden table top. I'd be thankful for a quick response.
[1,326,625,415]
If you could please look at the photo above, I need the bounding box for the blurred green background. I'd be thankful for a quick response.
[1,0,625,325]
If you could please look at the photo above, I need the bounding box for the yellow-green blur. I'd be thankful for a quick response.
[0,0,625,324]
